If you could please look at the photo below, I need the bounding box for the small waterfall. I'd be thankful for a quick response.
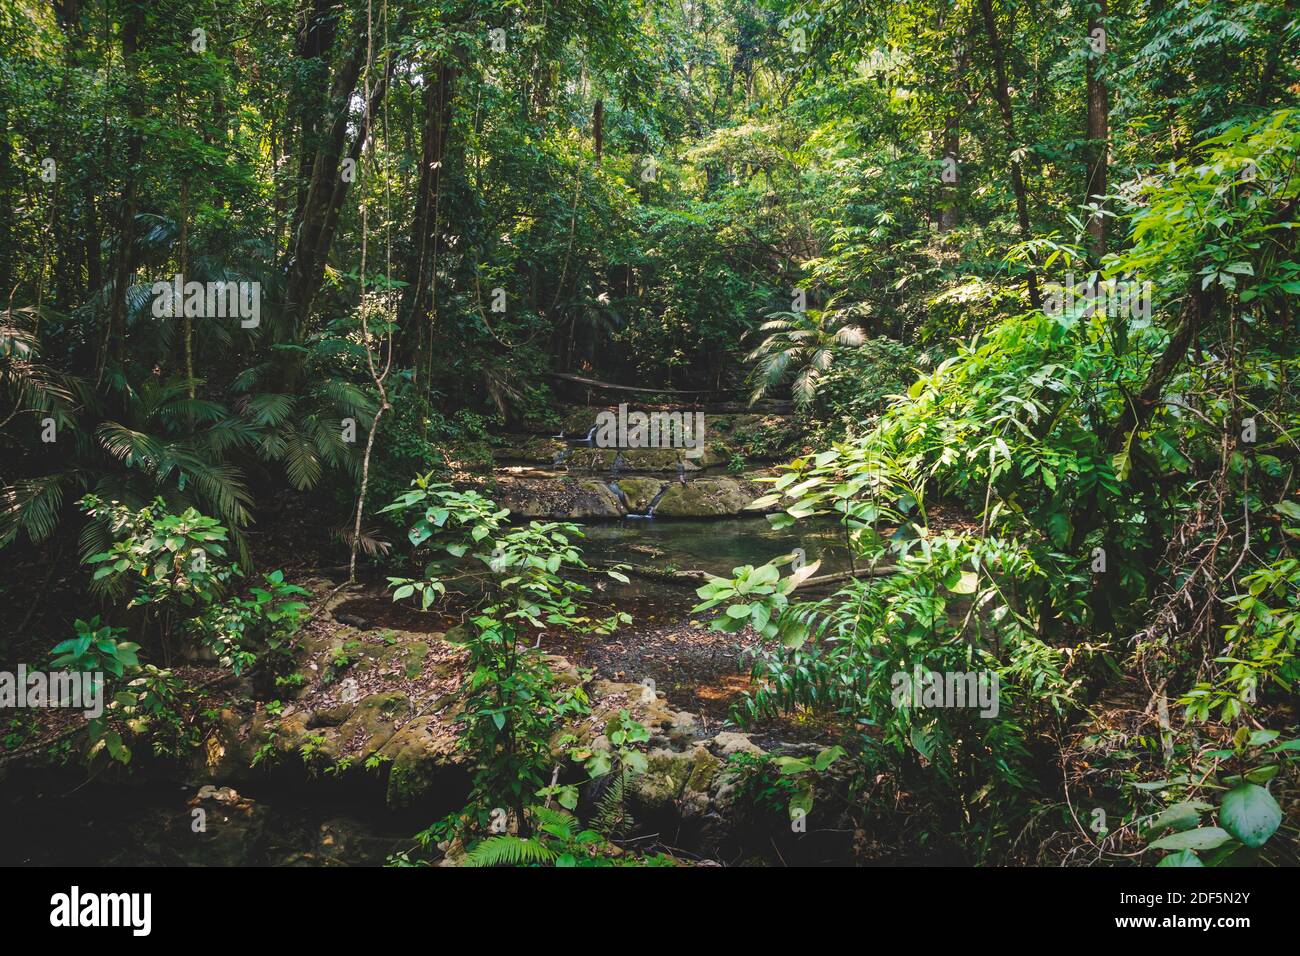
[607,480,630,510]
[645,485,669,517]
[624,484,669,520]
[563,426,597,448]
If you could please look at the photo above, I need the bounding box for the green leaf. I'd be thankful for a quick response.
[948,570,978,594]
[1244,765,1279,784]
[1157,850,1205,867]
[1141,801,1203,837]
[1148,827,1232,851]
[1272,500,1300,521]
[813,745,845,771]
[772,755,812,775]
[1219,783,1281,848]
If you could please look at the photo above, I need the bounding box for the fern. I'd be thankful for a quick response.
[531,805,577,840]
[464,836,556,867]
[591,771,634,839]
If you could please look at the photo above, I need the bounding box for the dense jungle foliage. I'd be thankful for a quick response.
[1,0,1298,868]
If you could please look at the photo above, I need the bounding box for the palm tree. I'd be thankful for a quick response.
[745,304,866,410]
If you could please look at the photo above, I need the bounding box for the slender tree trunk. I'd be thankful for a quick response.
[937,13,969,234]
[108,0,146,365]
[283,14,397,343]
[401,61,456,375]
[179,179,194,400]
[939,115,960,233]
[978,0,1041,308]
[1084,0,1109,260]
[59,2,100,301]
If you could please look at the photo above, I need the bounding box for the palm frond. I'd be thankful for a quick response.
[0,474,68,546]
[835,324,866,346]
[793,368,819,409]
[96,422,166,468]
[313,379,377,419]
[282,431,323,490]
[241,392,297,427]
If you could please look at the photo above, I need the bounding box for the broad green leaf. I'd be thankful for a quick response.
[1219,783,1281,848]
[1157,850,1205,867]
[1148,827,1233,851]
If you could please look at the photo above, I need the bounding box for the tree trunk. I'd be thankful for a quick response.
[401,60,456,377]
[180,179,194,400]
[1084,0,1109,260]
[978,0,1041,309]
[283,13,394,342]
[285,0,342,265]
[108,0,146,366]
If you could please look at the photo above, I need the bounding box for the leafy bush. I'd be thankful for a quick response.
[812,336,919,437]
[381,473,630,831]
[49,617,193,765]
[187,570,309,679]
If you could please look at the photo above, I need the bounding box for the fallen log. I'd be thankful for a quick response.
[549,372,718,396]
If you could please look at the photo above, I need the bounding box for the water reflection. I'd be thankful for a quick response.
[577,515,857,578]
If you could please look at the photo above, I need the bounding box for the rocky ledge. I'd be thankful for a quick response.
[489,474,777,519]
[194,582,816,859]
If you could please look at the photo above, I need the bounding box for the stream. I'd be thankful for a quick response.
[1,410,861,866]
[577,513,854,578]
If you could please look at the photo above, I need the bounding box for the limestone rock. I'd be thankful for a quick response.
[711,731,764,757]
[610,477,663,512]
[381,713,463,811]
[653,478,752,517]
[493,476,623,518]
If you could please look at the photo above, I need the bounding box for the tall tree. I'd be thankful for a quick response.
[978,0,1041,308]
[1084,0,1109,259]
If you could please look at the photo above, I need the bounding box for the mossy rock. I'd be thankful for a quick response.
[491,435,566,462]
[652,478,752,517]
[309,702,353,728]
[298,691,409,760]
[493,476,623,518]
[566,447,698,473]
[611,477,663,512]
[630,745,722,813]
[381,713,463,811]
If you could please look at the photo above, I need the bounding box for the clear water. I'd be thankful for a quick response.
[576,514,857,578]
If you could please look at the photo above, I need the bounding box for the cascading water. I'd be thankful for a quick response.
[608,480,630,510]
[623,484,670,520]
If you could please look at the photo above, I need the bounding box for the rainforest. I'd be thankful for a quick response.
[0,0,1298,881]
